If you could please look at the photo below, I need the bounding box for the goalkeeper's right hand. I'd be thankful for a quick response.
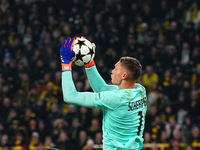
[60,37,75,71]
[85,42,96,68]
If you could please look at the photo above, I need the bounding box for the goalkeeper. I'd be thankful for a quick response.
[60,37,147,150]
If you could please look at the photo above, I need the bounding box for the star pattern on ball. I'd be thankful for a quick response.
[87,47,95,57]
[76,50,85,61]
[75,40,86,49]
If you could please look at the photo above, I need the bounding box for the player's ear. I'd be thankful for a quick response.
[122,72,129,79]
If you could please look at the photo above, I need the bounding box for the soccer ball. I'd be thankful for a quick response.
[72,38,95,66]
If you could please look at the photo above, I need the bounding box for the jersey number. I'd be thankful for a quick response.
[137,111,143,136]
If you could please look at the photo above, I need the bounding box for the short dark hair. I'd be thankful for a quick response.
[120,57,142,81]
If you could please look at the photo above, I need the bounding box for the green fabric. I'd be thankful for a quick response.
[85,65,118,92]
[62,71,96,108]
[62,68,147,150]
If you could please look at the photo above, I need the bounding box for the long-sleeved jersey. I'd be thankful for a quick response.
[62,65,147,150]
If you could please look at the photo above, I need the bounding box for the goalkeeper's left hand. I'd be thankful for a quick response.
[85,42,96,68]
[60,37,75,71]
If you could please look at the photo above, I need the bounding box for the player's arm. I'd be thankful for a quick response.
[62,71,120,109]
[85,64,118,92]
[60,37,95,108]
[84,42,118,92]
[62,71,96,108]
[60,38,120,109]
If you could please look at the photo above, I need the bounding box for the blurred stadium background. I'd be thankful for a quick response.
[0,0,200,150]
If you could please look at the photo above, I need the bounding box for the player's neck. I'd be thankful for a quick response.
[118,80,135,90]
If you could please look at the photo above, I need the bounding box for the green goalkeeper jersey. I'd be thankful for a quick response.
[62,65,147,150]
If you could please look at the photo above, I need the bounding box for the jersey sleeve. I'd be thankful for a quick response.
[62,71,121,110]
[94,90,121,110]
[85,65,118,92]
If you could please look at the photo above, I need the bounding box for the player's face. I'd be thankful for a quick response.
[111,62,125,85]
